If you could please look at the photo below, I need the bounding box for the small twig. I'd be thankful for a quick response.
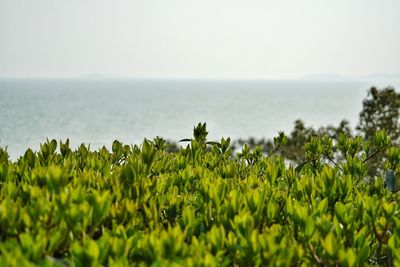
[363,148,383,163]
[308,243,324,266]
[372,222,383,244]
[323,152,343,171]
[266,145,280,159]
[388,249,393,267]
[372,219,389,245]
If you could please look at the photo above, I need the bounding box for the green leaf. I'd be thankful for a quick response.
[316,198,328,214]
[304,216,315,237]
[322,233,337,257]
[339,248,356,267]
[295,161,308,173]
[356,245,370,265]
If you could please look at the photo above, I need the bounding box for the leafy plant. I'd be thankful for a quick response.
[1,126,400,266]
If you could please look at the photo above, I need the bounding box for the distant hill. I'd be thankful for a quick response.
[301,73,400,83]
[79,73,133,80]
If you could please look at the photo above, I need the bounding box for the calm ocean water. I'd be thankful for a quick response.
[1,78,399,159]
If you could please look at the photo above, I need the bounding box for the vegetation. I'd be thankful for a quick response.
[1,86,400,266]
[237,86,400,177]
[0,122,400,266]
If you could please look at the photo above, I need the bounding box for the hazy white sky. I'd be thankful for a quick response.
[1,0,399,79]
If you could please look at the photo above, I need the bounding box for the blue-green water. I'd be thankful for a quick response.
[1,78,398,159]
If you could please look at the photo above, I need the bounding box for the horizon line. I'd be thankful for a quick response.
[0,72,400,82]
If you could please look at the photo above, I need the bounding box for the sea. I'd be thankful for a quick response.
[1,78,399,159]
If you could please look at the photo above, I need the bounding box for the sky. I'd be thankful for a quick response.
[0,0,400,79]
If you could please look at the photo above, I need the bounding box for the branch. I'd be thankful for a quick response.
[323,152,342,171]
[363,148,384,164]
[308,243,324,266]
[266,145,280,159]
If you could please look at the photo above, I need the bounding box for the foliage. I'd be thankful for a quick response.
[355,86,400,177]
[357,86,400,142]
[238,86,400,178]
[236,119,352,164]
[1,124,400,266]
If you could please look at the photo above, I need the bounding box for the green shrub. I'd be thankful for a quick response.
[0,125,399,266]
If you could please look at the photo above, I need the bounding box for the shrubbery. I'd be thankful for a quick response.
[1,121,400,266]
[237,86,400,178]
[1,86,400,266]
